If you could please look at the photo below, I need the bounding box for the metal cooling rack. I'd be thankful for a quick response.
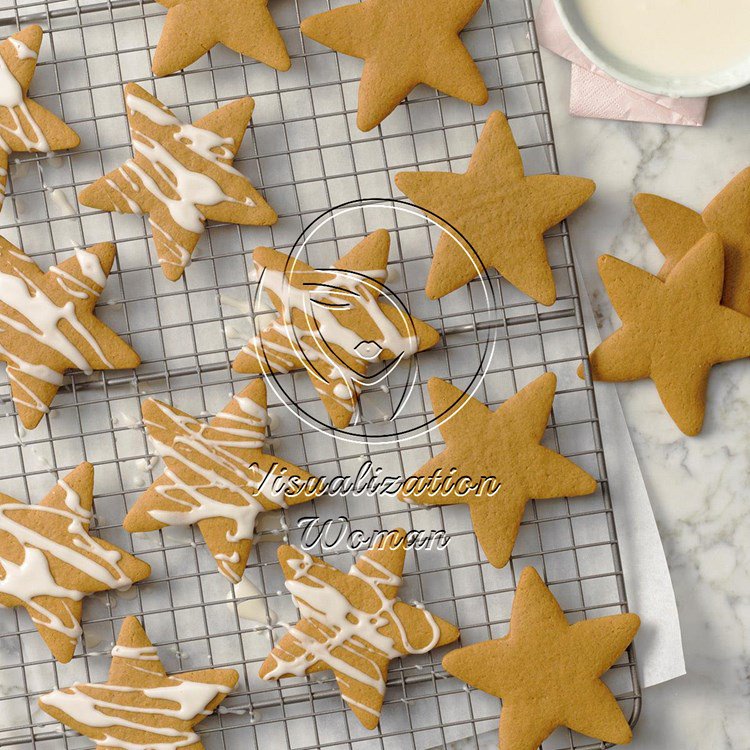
[0,0,640,747]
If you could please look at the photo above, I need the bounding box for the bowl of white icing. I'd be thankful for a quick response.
[554,0,750,97]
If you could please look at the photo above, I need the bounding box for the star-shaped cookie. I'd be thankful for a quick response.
[0,237,141,429]
[0,25,80,208]
[399,373,596,568]
[259,530,460,729]
[300,0,488,131]
[0,463,150,663]
[635,167,750,314]
[395,111,596,304]
[39,616,238,749]
[79,83,277,281]
[152,0,291,77]
[579,233,750,436]
[124,379,322,583]
[443,567,640,750]
[233,229,440,428]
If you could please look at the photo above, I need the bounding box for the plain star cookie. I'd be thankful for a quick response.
[443,567,640,750]
[123,380,321,583]
[300,0,488,131]
[259,530,459,729]
[635,167,750,314]
[579,233,750,436]
[0,463,150,663]
[0,237,140,429]
[78,83,277,281]
[152,0,291,77]
[39,616,238,749]
[0,25,80,207]
[233,229,440,428]
[399,373,597,568]
[395,111,595,304]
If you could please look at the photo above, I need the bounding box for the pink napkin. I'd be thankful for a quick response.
[536,0,707,126]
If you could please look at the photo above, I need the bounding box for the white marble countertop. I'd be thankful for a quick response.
[541,49,750,750]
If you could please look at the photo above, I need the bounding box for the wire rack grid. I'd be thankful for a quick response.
[0,0,641,748]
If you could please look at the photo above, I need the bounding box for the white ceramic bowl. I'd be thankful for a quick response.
[553,0,750,97]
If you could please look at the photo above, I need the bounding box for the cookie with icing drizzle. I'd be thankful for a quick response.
[0,463,151,663]
[78,83,277,281]
[233,229,440,428]
[152,0,291,77]
[123,379,322,584]
[0,237,141,429]
[259,529,460,729]
[39,616,238,749]
[0,25,80,208]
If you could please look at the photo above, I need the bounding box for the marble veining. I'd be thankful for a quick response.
[541,50,750,750]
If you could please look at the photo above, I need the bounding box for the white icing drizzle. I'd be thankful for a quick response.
[0,480,137,644]
[103,91,255,274]
[243,265,416,414]
[9,38,37,60]
[262,550,441,720]
[0,38,49,156]
[142,394,284,582]
[0,247,112,414]
[40,675,231,750]
[227,576,277,627]
[110,644,159,661]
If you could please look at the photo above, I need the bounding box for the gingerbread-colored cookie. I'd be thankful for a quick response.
[0,25,80,207]
[124,380,321,583]
[39,616,238,749]
[300,0,488,132]
[152,0,291,77]
[635,167,750,314]
[443,567,640,750]
[78,83,277,281]
[233,229,440,428]
[579,233,750,436]
[399,373,596,568]
[0,463,151,663]
[0,237,140,429]
[259,530,460,729]
[395,111,595,304]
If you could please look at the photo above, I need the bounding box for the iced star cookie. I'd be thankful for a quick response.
[0,26,80,207]
[0,463,151,663]
[0,237,140,429]
[395,111,595,304]
[443,567,640,750]
[635,167,750,314]
[399,373,597,568]
[78,83,277,281]
[152,0,291,77]
[233,229,440,428]
[300,0,488,131]
[259,530,460,729]
[39,616,238,749]
[579,233,750,436]
[124,380,322,584]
